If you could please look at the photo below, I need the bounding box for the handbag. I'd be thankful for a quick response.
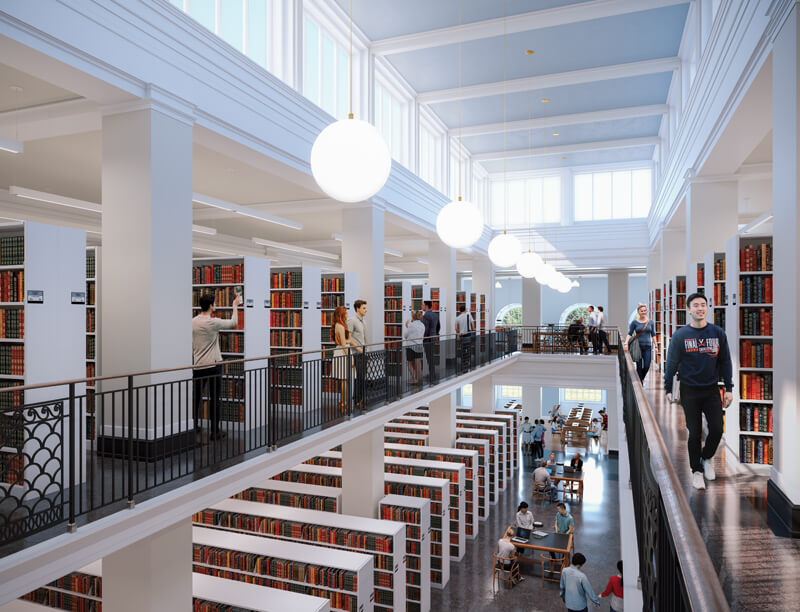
[628,320,647,363]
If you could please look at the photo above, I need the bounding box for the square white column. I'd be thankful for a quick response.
[429,392,456,447]
[429,241,456,335]
[341,427,385,516]
[522,277,541,326]
[607,270,629,337]
[471,376,494,413]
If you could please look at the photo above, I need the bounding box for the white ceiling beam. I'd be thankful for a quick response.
[472,136,660,162]
[449,104,668,138]
[371,0,691,56]
[191,198,337,221]
[417,57,680,105]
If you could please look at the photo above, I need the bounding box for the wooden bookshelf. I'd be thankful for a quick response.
[85,246,99,441]
[192,257,269,427]
[0,222,85,492]
[320,273,360,396]
[272,464,450,590]
[384,281,411,379]
[455,437,489,520]
[269,266,321,407]
[193,526,373,612]
[384,432,428,446]
[22,560,101,611]
[725,234,773,473]
[234,479,343,513]
[194,499,405,612]
[305,452,466,562]
[379,495,431,612]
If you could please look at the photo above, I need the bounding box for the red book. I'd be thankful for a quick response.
[765,277,773,303]
[768,408,773,432]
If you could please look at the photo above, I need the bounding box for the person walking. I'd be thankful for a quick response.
[403,310,425,384]
[331,306,357,413]
[623,303,659,382]
[532,419,547,459]
[601,560,624,612]
[664,292,733,490]
[521,416,534,456]
[421,300,440,382]
[596,306,609,354]
[192,290,242,442]
[560,553,600,611]
[454,303,474,373]
[347,300,368,408]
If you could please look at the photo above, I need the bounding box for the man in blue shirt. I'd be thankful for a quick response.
[560,552,600,611]
[664,293,733,490]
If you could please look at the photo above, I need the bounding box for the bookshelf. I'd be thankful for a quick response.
[672,275,687,333]
[193,525,373,612]
[648,288,662,367]
[234,479,343,513]
[194,499,405,612]
[455,437,489,520]
[269,266,321,407]
[22,560,101,611]
[725,234,773,473]
[272,464,450,590]
[4,602,53,611]
[321,273,360,395]
[85,247,99,441]
[305,452,466,562]
[383,443,478,540]
[193,573,332,612]
[378,495,430,612]
[411,285,430,314]
[455,291,470,320]
[192,257,269,428]
[384,432,428,446]
[384,281,411,378]
[0,222,85,492]
[704,251,727,328]
[494,407,521,471]
[427,287,446,369]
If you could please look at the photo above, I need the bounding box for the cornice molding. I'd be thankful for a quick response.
[473,136,659,162]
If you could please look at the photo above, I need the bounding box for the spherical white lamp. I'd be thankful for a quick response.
[557,279,572,293]
[311,118,392,203]
[488,232,521,268]
[436,198,484,248]
[535,262,555,286]
[516,250,543,278]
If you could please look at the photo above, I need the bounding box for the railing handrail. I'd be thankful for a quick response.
[619,348,729,612]
[0,330,501,395]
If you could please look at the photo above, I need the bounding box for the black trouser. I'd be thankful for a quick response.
[533,440,544,459]
[637,345,652,382]
[599,329,609,353]
[590,328,601,353]
[424,340,437,381]
[352,352,366,404]
[458,335,473,373]
[680,383,724,473]
[193,365,222,436]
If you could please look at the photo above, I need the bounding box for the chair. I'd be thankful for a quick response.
[563,479,581,503]
[492,552,521,591]
[540,552,564,586]
[532,481,549,502]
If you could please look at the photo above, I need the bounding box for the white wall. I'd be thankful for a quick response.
[541,275,608,324]
[628,273,648,320]
[493,278,522,321]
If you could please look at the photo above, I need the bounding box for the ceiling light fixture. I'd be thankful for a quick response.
[310,0,391,203]
[193,247,241,257]
[192,224,217,235]
[384,247,403,257]
[436,0,484,250]
[9,186,102,213]
[192,193,302,230]
[552,132,559,136]
[541,99,550,103]
[416,258,429,265]
[495,280,502,288]
[331,233,343,241]
[0,136,23,154]
[251,237,339,260]
[384,265,404,273]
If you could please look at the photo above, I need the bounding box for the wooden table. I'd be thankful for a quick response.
[551,468,584,503]
[509,529,573,568]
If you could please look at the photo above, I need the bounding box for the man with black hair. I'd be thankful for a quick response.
[192,290,242,442]
[347,300,368,408]
[421,300,440,382]
[596,306,609,354]
[454,303,474,373]
[587,305,600,354]
[560,552,600,611]
[664,292,733,490]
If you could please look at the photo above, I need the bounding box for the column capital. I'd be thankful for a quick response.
[102,84,196,126]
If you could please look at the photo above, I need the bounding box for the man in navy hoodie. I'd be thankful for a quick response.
[664,292,733,490]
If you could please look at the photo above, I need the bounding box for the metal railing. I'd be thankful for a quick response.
[617,347,729,611]
[502,324,620,354]
[0,330,517,552]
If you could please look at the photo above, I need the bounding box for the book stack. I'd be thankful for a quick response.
[0,345,24,375]
[234,481,341,513]
[740,373,772,400]
[739,340,772,368]
[739,276,773,304]
[193,264,243,285]
[739,242,772,271]
[0,270,24,302]
[0,309,24,338]
[740,404,773,433]
[739,308,772,336]
[739,437,773,465]
[0,235,24,265]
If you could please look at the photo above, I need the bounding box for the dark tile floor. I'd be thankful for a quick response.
[431,441,620,612]
[643,375,800,612]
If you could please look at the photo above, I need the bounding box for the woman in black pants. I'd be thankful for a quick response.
[623,302,658,382]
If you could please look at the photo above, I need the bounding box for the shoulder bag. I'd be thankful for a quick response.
[628,319,647,363]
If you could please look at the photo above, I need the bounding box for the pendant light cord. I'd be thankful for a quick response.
[349,0,354,119]
[502,0,508,235]
[457,0,462,202]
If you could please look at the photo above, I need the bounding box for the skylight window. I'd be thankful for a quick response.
[574,168,652,221]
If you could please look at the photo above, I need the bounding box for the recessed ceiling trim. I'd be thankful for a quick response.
[9,186,101,213]
[251,237,338,260]
[417,57,680,105]
[0,136,24,154]
[192,192,302,230]
[473,136,660,162]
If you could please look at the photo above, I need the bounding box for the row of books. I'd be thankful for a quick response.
[0,345,24,375]
[0,308,24,339]
[384,464,460,485]
[271,388,303,405]
[86,251,96,279]
[714,310,726,329]
[714,257,726,281]
[86,362,95,379]
[22,588,100,611]
[0,235,24,266]
[198,401,245,423]
[192,287,242,308]
[697,267,704,287]
[739,340,772,369]
[676,311,686,326]
[269,369,303,387]
[234,488,338,512]
[384,299,402,311]
[674,279,686,293]
[86,335,95,360]
[740,405,773,433]
[740,243,772,272]
[321,295,345,310]
[739,276,773,304]
[712,283,726,307]
[218,334,243,354]
[193,264,243,285]
[740,372,773,400]
[0,270,24,302]
[271,292,302,309]
[270,330,302,347]
[384,284,403,297]
[676,295,686,309]
[86,308,95,333]
[0,411,23,447]
[321,278,346,292]
[384,312,402,323]
[384,325,402,338]
[271,311,301,328]
[272,272,302,289]
[739,436,773,465]
[740,307,772,336]
[193,599,246,611]
[87,282,96,306]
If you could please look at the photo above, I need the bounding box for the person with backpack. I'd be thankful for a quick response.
[624,302,658,382]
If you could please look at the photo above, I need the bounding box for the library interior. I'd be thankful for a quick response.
[0,1,799,611]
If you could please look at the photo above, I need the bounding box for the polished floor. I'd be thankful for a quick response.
[431,439,620,612]
[643,371,800,612]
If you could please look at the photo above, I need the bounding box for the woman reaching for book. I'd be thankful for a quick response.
[332,306,357,413]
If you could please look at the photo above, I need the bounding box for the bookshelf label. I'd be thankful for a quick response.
[246,298,254,308]
[27,290,43,304]
[264,300,270,308]
[71,291,86,304]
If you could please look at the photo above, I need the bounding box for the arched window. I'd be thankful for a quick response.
[496,303,522,325]
[558,303,592,326]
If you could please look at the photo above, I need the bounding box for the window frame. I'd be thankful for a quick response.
[373,56,415,169]
[487,169,565,230]
[571,163,654,224]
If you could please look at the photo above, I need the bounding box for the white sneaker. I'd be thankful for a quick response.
[702,458,716,481]
[692,471,706,490]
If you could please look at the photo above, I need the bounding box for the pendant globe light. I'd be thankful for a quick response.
[310,1,391,203]
[436,0,484,248]
[535,261,556,286]
[517,249,543,278]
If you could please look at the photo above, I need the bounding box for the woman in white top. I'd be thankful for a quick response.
[403,311,425,384]
[514,501,534,529]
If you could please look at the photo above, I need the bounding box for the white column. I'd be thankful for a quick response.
[522,277,541,326]
[429,241,457,335]
[770,5,800,535]
[104,519,192,612]
[429,392,456,447]
[648,243,661,291]
[472,257,495,330]
[522,385,542,420]
[471,375,494,413]
[684,180,739,287]
[660,229,686,279]
[342,206,384,347]
[607,270,629,338]
[341,427,384,516]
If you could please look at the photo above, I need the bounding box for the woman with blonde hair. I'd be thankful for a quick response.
[624,302,658,382]
[331,306,356,412]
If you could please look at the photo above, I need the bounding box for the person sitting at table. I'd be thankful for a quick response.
[547,451,558,470]
[534,461,558,503]
[514,501,535,530]
[570,452,583,472]
[549,502,576,566]
[496,527,524,583]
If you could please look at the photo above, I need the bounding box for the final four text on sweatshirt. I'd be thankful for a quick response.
[664,323,733,394]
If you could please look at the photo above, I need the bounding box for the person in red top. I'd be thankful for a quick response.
[601,560,624,612]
